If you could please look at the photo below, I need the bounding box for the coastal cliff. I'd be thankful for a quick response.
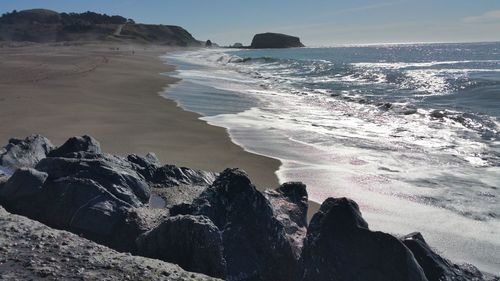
[0,135,497,281]
[0,9,201,46]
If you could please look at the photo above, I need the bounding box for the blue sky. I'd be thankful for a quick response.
[1,0,500,46]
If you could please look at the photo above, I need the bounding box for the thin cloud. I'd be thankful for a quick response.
[463,10,500,23]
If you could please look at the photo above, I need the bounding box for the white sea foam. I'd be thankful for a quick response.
[163,48,500,275]
[352,59,500,69]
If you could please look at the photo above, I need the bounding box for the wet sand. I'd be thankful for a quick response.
[0,42,280,188]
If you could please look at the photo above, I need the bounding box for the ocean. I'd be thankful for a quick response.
[162,42,500,274]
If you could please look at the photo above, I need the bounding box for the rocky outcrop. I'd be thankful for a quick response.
[0,168,47,204]
[0,135,215,253]
[170,168,300,281]
[0,135,497,281]
[0,135,54,170]
[150,165,217,187]
[300,197,428,281]
[47,135,101,157]
[264,182,308,259]
[250,32,305,49]
[402,232,494,281]
[127,153,216,188]
[0,206,221,281]
[137,215,226,278]
[36,154,151,207]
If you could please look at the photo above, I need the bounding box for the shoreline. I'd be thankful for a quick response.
[0,42,280,188]
[159,49,322,217]
[157,47,500,275]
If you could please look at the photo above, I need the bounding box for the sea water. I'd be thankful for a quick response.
[162,42,500,274]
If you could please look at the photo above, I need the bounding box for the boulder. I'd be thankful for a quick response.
[137,215,226,278]
[127,152,161,168]
[1,172,147,253]
[402,232,490,281]
[0,135,54,169]
[48,135,101,157]
[250,32,304,49]
[0,168,48,207]
[206,40,213,47]
[150,164,217,187]
[300,197,428,281]
[172,168,299,281]
[127,153,161,181]
[127,153,216,188]
[36,154,150,207]
[42,177,143,251]
[264,182,308,259]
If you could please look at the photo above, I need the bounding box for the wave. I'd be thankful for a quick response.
[164,46,500,274]
[352,59,500,69]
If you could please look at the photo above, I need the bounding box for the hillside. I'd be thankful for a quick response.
[0,9,201,46]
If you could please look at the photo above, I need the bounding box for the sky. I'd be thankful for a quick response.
[1,0,500,46]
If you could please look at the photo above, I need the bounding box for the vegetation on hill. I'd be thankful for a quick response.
[0,9,200,46]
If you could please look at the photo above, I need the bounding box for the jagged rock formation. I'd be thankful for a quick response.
[137,215,227,278]
[0,135,54,170]
[300,198,427,281]
[402,232,493,281]
[167,169,300,280]
[0,9,201,46]
[0,135,497,281]
[264,182,308,259]
[250,32,305,49]
[0,134,215,254]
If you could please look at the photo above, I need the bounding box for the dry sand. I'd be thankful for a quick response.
[0,42,280,188]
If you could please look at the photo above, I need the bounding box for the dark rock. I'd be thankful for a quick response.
[264,182,308,259]
[250,32,305,49]
[42,177,140,251]
[47,135,101,157]
[127,153,161,181]
[0,168,48,205]
[127,153,216,188]
[402,232,491,281]
[2,173,144,253]
[137,215,226,278]
[300,197,427,281]
[232,43,243,48]
[36,154,150,207]
[173,168,299,281]
[0,206,221,281]
[430,110,446,119]
[128,153,160,168]
[0,173,7,189]
[206,40,213,47]
[0,135,54,169]
[151,164,216,187]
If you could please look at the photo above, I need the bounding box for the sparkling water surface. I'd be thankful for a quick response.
[162,42,500,274]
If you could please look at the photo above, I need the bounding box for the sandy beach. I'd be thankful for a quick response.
[0,42,280,188]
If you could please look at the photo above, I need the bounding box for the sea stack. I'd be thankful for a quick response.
[250,32,305,49]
